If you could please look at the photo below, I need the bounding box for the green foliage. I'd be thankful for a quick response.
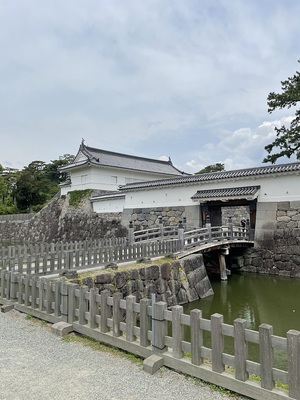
[1,154,73,214]
[195,163,225,174]
[263,60,300,163]
[69,189,92,207]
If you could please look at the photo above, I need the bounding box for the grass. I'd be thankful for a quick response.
[75,256,175,282]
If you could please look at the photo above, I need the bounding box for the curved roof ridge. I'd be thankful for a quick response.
[120,161,300,191]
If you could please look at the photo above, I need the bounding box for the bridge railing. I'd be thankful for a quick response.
[130,222,250,250]
[132,224,178,243]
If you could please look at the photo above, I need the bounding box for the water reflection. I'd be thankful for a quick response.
[183,272,300,369]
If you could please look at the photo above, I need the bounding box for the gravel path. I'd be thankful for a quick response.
[0,310,247,400]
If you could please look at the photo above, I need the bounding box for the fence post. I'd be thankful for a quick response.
[78,286,87,325]
[89,288,98,329]
[45,280,52,314]
[287,329,300,399]
[126,295,137,342]
[31,276,38,309]
[10,272,19,303]
[128,222,134,245]
[211,313,224,373]
[259,323,274,390]
[190,309,203,366]
[6,271,11,300]
[24,275,30,306]
[67,283,78,322]
[113,292,122,337]
[140,298,151,347]
[61,277,68,322]
[54,281,61,317]
[234,318,248,381]
[100,290,110,333]
[152,301,167,353]
[172,305,184,359]
[18,275,24,304]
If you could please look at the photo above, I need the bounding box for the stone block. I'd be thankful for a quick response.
[186,288,199,302]
[168,279,181,295]
[1,303,15,313]
[143,354,164,375]
[147,265,160,280]
[95,273,114,284]
[130,269,139,280]
[195,276,213,298]
[171,262,180,280]
[277,216,291,223]
[160,263,171,280]
[176,288,189,305]
[51,322,73,337]
[145,282,156,296]
[179,270,189,290]
[290,201,300,210]
[114,271,130,289]
[156,278,168,294]
[277,202,290,211]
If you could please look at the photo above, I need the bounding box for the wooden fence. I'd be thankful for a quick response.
[0,270,298,400]
[0,213,35,222]
[0,237,128,259]
[0,240,181,275]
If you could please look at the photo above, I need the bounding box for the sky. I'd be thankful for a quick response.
[1,0,300,173]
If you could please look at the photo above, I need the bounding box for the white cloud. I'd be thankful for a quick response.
[0,0,300,170]
[183,114,297,173]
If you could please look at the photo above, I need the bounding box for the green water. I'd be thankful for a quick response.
[183,273,300,369]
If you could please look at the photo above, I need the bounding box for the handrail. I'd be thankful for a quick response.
[132,224,249,249]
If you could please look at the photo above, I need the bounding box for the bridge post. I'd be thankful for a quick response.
[205,215,212,241]
[246,218,251,240]
[228,217,233,239]
[128,221,134,245]
[178,221,185,250]
[218,247,228,281]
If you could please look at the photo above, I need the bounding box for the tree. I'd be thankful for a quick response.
[263,61,300,163]
[195,163,225,174]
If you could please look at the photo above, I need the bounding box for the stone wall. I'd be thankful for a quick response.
[124,206,186,230]
[232,200,300,277]
[80,254,213,307]
[0,193,126,245]
[222,206,249,226]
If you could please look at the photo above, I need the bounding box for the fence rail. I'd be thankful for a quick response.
[0,270,297,400]
[0,213,35,222]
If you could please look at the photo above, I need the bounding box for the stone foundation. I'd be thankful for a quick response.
[0,193,126,244]
[80,254,213,307]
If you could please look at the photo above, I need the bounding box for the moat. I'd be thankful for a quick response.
[184,272,300,369]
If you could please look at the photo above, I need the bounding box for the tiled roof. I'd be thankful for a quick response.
[191,186,260,201]
[63,142,187,176]
[119,162,300,191]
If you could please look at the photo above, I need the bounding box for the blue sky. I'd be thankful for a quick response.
[1,0,299,172]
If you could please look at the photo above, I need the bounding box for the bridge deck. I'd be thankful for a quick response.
[176,239,254,259]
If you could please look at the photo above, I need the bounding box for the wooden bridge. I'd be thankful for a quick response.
[129,222,254,280]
